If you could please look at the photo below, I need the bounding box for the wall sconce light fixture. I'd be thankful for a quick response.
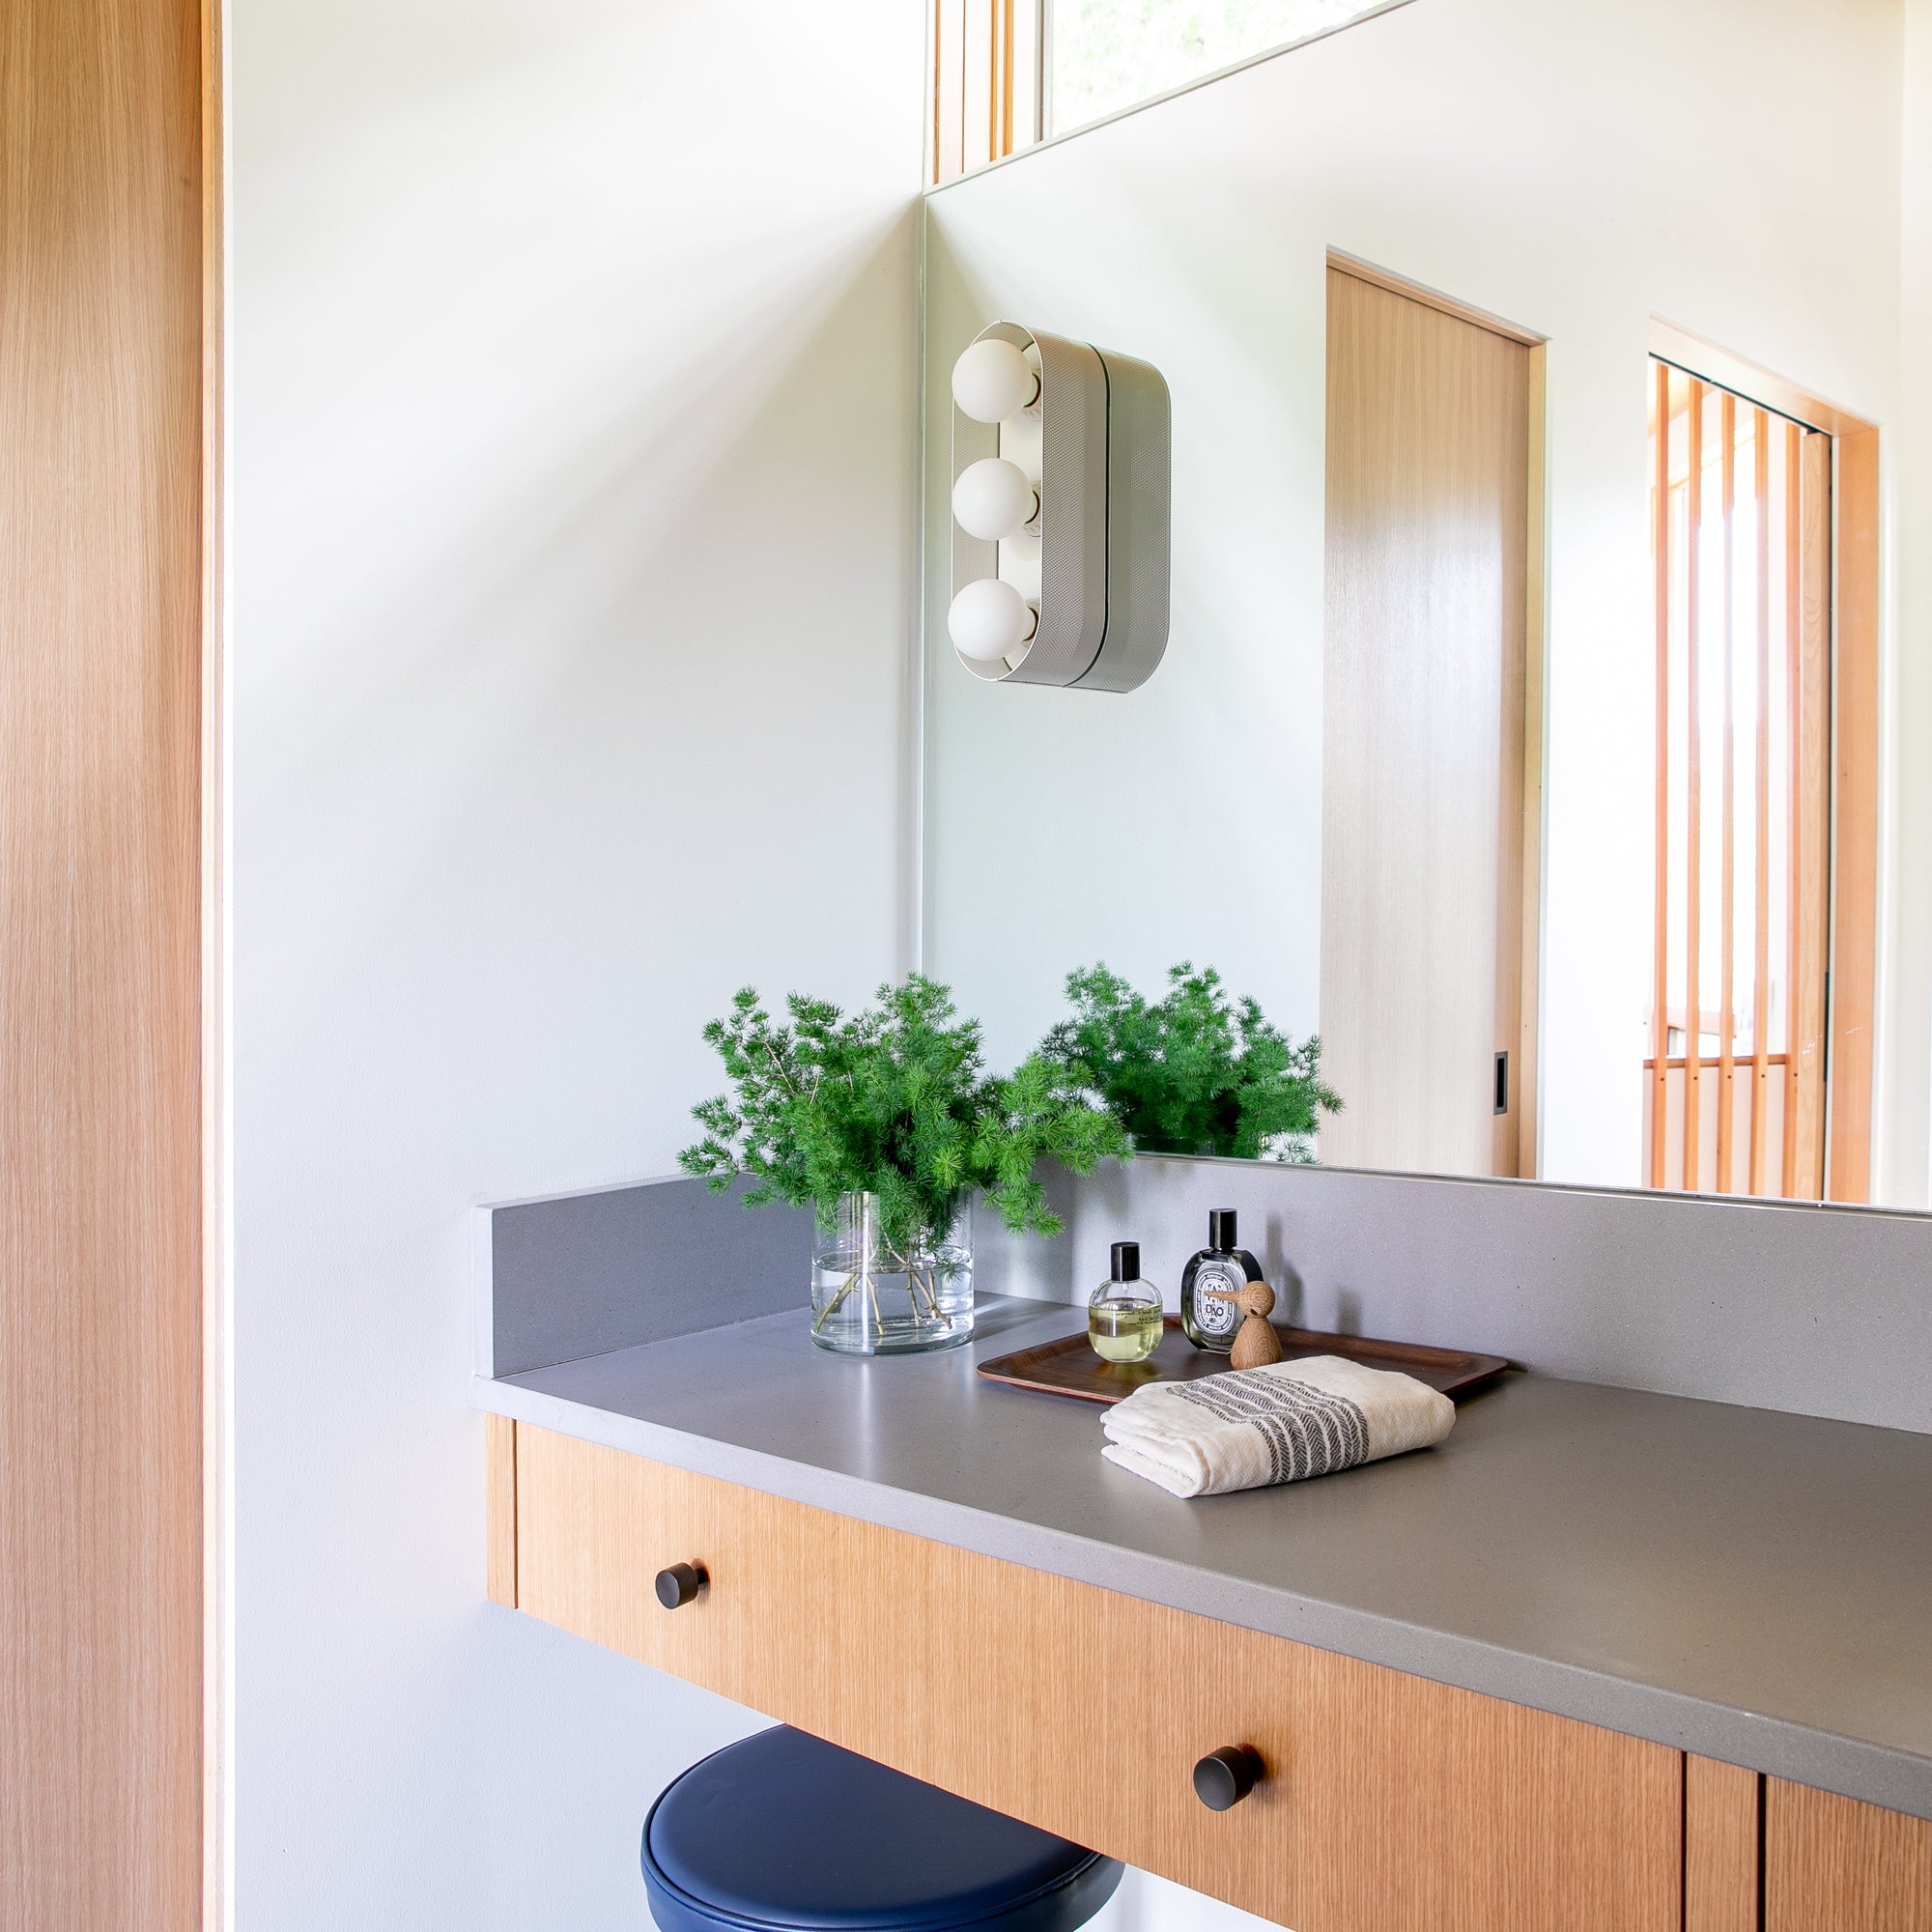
[947,322,1170,693]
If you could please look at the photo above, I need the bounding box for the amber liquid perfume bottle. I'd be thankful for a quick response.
[1088,1240,1164,1364]
[1179,1209,1263,1352]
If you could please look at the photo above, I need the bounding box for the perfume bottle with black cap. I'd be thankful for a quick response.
[1179,1208,1263,1352]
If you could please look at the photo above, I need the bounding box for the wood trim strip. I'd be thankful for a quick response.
[1717,392,1737,1190]
[1647,1053,1789,1072]
[199,0,226,1918]
[1650,317,1866,439]
[1791,432,1833,1196]
[2,0,209,1918]
[1518,342,1548,1178]
[1827,425,1878,1204]
[1327,253,1546,346]
[486,1415,519,1607]
[1750,412,1772,1197]
[997,0,1015,157]
[1782,420,1804,1196]
[1651,360,1671,1188]
[1685,379,1705,1192]
[1685,1755,1762,1932]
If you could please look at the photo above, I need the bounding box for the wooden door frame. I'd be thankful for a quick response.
[1325,253,1549,1179]
[1649,319,1878,1203]
[199,0,228,1920]
[1,0,224,1923]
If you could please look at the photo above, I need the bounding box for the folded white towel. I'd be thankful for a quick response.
[1100,1354,1457,1498]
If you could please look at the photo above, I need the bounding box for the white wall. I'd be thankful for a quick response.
[924,0,1914,1196]
[231,1,923,1922]
[1892,0,1932,1206]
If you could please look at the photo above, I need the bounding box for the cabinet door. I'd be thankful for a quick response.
[505,1423,1681,1932]
[1766,1779,1932,1931]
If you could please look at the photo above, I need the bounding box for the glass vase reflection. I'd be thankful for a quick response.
[810,1191,974,1355]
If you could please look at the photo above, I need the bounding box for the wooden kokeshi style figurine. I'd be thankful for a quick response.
[1204,1279,1285,1370]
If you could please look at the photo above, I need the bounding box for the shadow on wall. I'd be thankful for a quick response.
[245,207,923,1205]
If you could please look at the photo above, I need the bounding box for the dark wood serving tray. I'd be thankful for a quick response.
[978,1317,1510,1406]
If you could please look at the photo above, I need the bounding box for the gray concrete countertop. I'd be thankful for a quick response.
[475,1295,1932,1822]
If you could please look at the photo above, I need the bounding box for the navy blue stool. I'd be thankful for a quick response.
[642,1727,1123,1932]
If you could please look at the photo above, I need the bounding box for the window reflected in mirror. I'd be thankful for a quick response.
[931,0,1404,183]
[1050,0,1395,133]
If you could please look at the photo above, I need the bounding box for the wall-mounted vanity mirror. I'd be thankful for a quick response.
[922,0,1929,1208]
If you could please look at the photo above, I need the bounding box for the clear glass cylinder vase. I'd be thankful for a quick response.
[810,1192,973,1355]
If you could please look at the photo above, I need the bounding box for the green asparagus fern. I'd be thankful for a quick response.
[1040,962,1342,1161]
[678,974,1129,1254]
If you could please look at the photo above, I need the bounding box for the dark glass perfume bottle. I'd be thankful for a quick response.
[1179,1208,1263,1352]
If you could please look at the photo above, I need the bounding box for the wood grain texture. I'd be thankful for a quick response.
[1326,252,1544,345]
[1651,319,1869,439]
[1,0,210,1924]
[1749,412,1771,1197]
[1789,430,1833,1197]
[1684,380,1704,1192]
[1827,425,1878,1204]
[486,1415,519,1607]
[1651,361,1672,1188]
[1517,342,1548,1178]
[1685,1754,1760,1932]
[198,0,225,1921]
[1766,1778,1932,1931]
[1717,393,1737,1191]
[1320,266,1533,1180]
[1781,420,1805,1196]
[512,1426,1682,1932]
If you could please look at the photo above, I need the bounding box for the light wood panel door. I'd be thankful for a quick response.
[504,1424,1681,1932]
[1766,1778,1932,1931]
[1685,1754,1760,1932]
[1320,265,1538,1179]
[1,0,215,1924]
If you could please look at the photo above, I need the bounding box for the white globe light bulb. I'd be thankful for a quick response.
[952,339,1039,423]
[948,578,1037,664]
[952,458,1037,541]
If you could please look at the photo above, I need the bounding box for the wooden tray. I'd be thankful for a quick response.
[977,1317,1509,1406]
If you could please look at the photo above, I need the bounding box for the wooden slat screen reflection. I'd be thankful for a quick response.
[1644,359,1838,1200]
[1792,430,1833,1196]
[1781,417,1806,1197]
[1684,377,1703,1192]
[931,0,1040,183]
[1650,361,1671,1188]
[1717,389,1737,1189]
[1750,412,1772,1194]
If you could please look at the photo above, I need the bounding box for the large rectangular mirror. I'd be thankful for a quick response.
[922,0,1928,1207]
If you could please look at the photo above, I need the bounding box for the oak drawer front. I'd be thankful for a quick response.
[508,1423,1680,1932]
[1767,1779,1932,1931]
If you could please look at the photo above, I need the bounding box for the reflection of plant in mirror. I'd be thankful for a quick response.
[678,975,1129,1257]
[1041,962,1342,1161]
[1051,0,1385,132]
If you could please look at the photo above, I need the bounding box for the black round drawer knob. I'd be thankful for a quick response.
[1193,1745,1264,1811]
[654,1562,708,1610]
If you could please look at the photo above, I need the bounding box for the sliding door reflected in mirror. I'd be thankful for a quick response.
[1318,266,1538,1183]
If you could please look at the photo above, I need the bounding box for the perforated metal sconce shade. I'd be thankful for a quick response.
[949,321,1171,693]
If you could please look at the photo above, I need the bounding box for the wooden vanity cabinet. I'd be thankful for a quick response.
[1765,1779,1932,1931]
[495,1422,1677,1932]
[488,1421,1931,1932]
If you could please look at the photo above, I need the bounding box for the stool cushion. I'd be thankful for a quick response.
[642,1727,1123,1932]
